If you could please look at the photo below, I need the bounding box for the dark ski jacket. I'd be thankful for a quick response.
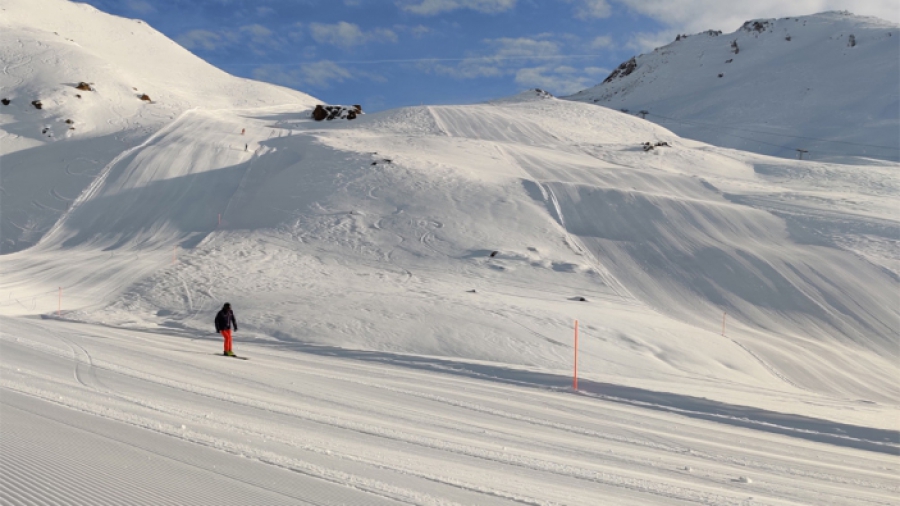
[215,309,237,332]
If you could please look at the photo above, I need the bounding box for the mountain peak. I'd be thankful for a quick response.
[566,11,899,162]
[0,0,319,252]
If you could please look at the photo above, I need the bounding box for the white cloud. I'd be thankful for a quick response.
[624,29,677,52]
[177,29,223,51]
[430,62,503,79]
[567,0,612,19]
[309,22,398,49]
[241,24,273,38]
[288,23,304,42]
[584,66,610,75]
[423,36,560,79]
[253,61,385,89]
[421,35,608,96]
[425,36,561,78]
[125,0,155,15]
[613,0,899,37]
[489,36,561,57]
[397,0,517,15]
[254,61,350,88]
[411,25,432,37]
[514,64,600,94]
[256,6,275,16]
[176,24,284,54]
[590,34,614,49]
[299,61,356,88]
[238,24,282,54]
[394,24,434,37]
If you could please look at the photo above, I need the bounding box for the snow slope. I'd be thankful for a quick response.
[566,12,900,162]
[2,316,897,506]
[0,0,318,253]
[3,89,897,417]
[1,3,898,505]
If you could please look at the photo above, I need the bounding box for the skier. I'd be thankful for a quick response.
[215,302,238,356]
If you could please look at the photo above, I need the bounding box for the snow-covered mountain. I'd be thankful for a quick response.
[2,0,897,406]
[0,0,318,253]
[1,3,898,504]
[566,12,900,162]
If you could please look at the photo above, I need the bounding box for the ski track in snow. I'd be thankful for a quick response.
[39,108,200,244]
[1,3,899,504]
[1,317,897,506]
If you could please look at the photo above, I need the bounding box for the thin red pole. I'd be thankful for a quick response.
[573,319,579,390]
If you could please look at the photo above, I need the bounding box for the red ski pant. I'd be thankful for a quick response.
[221,329,233,352]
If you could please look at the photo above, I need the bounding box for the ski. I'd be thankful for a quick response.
[217,354,249,360]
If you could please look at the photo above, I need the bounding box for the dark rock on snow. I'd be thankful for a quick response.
[313,104,364,121]
[602,57,638,84]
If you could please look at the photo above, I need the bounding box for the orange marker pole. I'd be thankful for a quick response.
[573,319,579,390]
[58,287,61,317]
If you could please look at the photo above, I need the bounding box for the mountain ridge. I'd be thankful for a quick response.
[0,0,318,252]
[565,11,900,162]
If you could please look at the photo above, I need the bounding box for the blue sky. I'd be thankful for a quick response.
[80,0,898,111]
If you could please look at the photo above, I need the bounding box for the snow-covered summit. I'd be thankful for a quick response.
[566,11,900,161]
[0,0,318,252]
[0,0,317,147]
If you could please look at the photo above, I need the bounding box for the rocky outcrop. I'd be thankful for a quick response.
[742,20,772,33]
[75,82,92,91]
[602,57,637,84]
[139,94,151,102]
[312,104,363,121]
[31,100,42,109]
[642,141,671,152]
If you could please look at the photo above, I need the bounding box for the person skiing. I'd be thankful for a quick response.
[215,303,238,356]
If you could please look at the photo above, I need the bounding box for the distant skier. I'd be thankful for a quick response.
[215,302,238,356]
